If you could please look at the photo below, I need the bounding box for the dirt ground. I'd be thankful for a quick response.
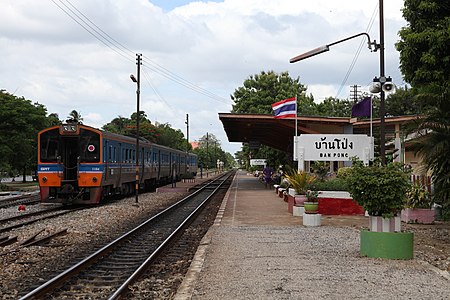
[321,215,450,272]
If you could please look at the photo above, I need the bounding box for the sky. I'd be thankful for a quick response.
[0,0,407,155]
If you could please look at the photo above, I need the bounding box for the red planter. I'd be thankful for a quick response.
[287,195,295,213]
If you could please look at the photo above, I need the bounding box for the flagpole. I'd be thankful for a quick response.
[295,95,298,138]
[295,95,300,171]
[370,97,373,138]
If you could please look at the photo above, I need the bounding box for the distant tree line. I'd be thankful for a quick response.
[0,90,236,184]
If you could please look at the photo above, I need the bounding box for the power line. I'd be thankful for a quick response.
[50,0,230,104]
[335,4,378,99]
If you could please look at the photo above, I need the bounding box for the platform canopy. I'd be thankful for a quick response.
[218,113,353,153]
[218,113,419,153]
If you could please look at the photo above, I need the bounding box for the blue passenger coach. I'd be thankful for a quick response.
[38,123,198,204]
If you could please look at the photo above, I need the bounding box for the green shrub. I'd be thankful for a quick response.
[405,184,432,209]
[345,160,410,218]
[336,167,352,180]
[309,177,348,191]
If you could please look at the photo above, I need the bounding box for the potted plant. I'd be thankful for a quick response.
[304,189,320,214]
[345,159,414,260]
[284,169,316,207]
[401,183,435,224]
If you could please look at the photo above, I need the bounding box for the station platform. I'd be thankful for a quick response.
[174,170,450,299]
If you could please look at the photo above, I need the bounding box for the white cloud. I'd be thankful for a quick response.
[0,0,406,155]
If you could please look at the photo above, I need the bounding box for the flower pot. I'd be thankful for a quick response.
[360,230,414,260]
[294,194,307,206]
[304,201,319,214]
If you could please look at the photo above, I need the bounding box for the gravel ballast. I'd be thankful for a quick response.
[189,225,450,299]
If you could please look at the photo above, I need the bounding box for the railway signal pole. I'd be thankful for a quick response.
[130,53,142,204]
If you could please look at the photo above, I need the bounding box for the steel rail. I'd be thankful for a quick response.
[19,171,234,300]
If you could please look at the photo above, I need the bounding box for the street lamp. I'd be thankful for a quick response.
[290,0,389,164]
[289,32,377,63]
[130,53,142,203]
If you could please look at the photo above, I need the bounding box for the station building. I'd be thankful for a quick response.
[219,113,424,174]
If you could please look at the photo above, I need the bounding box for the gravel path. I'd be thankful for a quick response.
[190,225,450,300]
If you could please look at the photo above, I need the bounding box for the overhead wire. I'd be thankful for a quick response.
[334,4,378,100]
[50,0,230,105]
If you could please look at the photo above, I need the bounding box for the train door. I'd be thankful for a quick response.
[118,143,122,180]
[157,149,161,180]
[60,136,79,182]
[104,140,109,181]
[140,146,145,182]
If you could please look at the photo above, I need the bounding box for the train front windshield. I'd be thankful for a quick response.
[40,128,60,162]
[39,127,100,163]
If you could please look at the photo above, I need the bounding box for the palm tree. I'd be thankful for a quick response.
[409,94,450,218]
[67,110,83,124]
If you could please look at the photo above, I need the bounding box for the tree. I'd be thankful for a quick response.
[316,97,353,117]
[408,96,450,219]
[67,110,83,123]
[396,1,450,218]
[155,123,189,151]
[396,0,450,98]
[0,90,49,181]
[385,86,422,116]
[47,113,62,126]
[231,70,310,114]
[102,113,189,151]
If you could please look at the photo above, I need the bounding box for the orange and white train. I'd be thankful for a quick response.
[37,123,198,204]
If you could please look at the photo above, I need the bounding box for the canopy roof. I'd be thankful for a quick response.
[218,113,419,153]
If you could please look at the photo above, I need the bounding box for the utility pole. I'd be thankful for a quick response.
[185,114,189,153]
[130,53,142,204]
[350,85,361,102]
[379,0,386,165]
[185,113,189,174]
[206,132,209,178]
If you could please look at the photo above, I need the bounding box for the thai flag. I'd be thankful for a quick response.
[272,97,296,119]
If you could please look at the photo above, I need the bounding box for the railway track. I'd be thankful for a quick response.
[0,206,83,235]
[0,192,40,209]
[20,170,235,299]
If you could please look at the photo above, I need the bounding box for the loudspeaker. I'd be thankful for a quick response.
[369,82,381,93]
[382,82,395,92]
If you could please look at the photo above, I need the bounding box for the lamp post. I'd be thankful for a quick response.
[290,0,389,164]
[206,132,209,178]
[378,0,386,165]
[130,53,142,203]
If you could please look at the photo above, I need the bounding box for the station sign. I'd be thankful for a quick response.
[294,134,374,163]
[250,159,266,166]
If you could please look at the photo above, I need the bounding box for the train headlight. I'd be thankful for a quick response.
[92,177,98,183]
[42,176,47,182]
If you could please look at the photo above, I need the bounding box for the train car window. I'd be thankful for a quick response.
[40,129,59,162]
[108,146,112,162]
[79,129,100,163]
